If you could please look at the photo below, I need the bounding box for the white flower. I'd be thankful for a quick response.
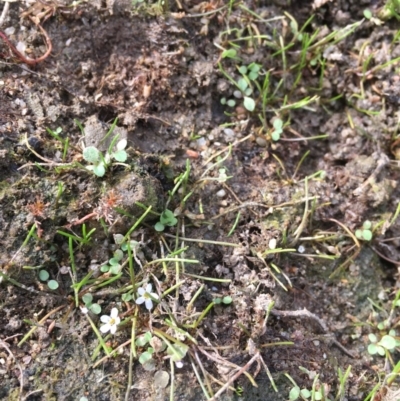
[100,307,120,334]
[136,284,159,310]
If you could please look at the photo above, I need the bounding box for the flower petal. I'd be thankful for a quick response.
[100,324,110,333]
[100,315,111,323]
[145,299,153,310]
[136,297,145,305]
[110,325,117,334]
[114,317,121,326]
[110,308,118,318]
[138,287,145,296]
[145,283,152,293]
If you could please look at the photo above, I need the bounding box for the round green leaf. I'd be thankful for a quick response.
[110,264,121,275]
[273,119,283,130]
[48,280,59,290]
[222,296,233,304]
[113,150,127,162]
[139,351,153,364]
[243,96,255,112]
[314,391,323,401]
[93,164,106,177]
[222,49,237,59]
[227,99,236,107]
[249,63,261,73]
[220,97,227,105]
[368,333,377,343]
[379,335,397,350]
[237,78,248,92]
[238,66,247,74]
[368,343,377,355]
[363,9,372,19]
[289,386,300,400]
[300,388,311,398]
[83,146,101,163]
[155,222,165,232]
[362,230,372,241]
[248,70,258,81]
[114,249,124,261]
[90,303,101,314]
[82,293,93,305]
[100,265,110,273]
[377,345,386,356]
[160,210,177,226]
[122,293,132,302]
[39,270,49,281]
[136,334,150,347]
[355,229,363,239]
[271,131,281,141]
[363,220,372,229]
[113,234,124,244]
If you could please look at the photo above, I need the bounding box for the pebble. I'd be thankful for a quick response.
[216,189,226,198]
[256,136,267,147]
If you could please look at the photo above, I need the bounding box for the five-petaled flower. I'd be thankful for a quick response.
[100,307,120,334]
[136,284,159,310]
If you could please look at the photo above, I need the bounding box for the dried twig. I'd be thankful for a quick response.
[0,0,10,28]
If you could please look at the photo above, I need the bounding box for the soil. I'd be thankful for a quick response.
[1,0,400,400]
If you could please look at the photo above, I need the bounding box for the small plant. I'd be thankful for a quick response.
[83,136,128,177]
[219,62,261,112]
[81,293,101,314]
[213,296,233,305]
[368,331,400,356]
[271,118,283,141]
[38,269,59,290]
[100,249,124,275]
[154,209,178,232]
[286,371,328,401]
[136,331,158,371]
[355,220,373,241]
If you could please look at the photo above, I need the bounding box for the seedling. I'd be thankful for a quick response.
[355,220,373,241]
[82,293,101,314]
[155,209,178,232]
[286,371,326,401]
[100,249,124,275]
[213,296,233,305]
[378,0,400,20]
[368,332,400,356]
[219,62,261,112]
[83,136,128,177]
[38,269,59,290]
[271,118,283,141]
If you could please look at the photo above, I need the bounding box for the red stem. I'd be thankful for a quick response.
[0,23,52,65]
